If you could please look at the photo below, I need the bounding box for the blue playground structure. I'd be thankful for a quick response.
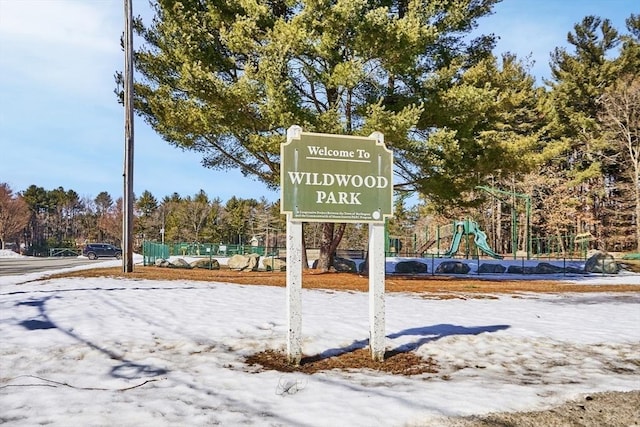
[443,219,502,259]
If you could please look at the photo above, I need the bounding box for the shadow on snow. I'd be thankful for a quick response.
[15,296,168,379]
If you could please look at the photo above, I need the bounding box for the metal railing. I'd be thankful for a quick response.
[48,248,81,257]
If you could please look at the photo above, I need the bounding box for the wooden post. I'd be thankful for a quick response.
[122,0,135,273]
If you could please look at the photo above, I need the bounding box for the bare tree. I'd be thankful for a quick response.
[599,74,640,251]
[0,183,30,250]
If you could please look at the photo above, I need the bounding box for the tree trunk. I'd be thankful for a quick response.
[496,202,503,253]
[635,165,640,252]
[301,224,309,269]
[315,222,346,272]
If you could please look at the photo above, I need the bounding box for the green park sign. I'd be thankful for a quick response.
[281,129,393,223]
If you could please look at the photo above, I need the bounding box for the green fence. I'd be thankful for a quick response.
[143,241,170,266]
[169,243,281,257]
[531,234,591,260]
[142,242,283,263]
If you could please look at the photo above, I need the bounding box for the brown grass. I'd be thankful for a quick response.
[50,265,640,296]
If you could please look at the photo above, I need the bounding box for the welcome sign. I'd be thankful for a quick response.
[281,131,393,223]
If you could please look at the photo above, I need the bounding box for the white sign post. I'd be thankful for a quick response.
[285,126,303,365]
[368,222,385,361]
[282,126,392,364]
[286,219,303,364]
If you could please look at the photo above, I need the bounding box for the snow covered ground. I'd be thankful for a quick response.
[1,251,639,426]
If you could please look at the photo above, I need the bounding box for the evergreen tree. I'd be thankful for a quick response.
[542,16,623,247]
[135,190,160,242]
[127,0,500,270]
[22,185,51,253]
[222,196,259,245]
[412,53,542,205]
[160,193,183,242]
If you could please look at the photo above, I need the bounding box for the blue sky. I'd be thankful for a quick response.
[0,0,636,204]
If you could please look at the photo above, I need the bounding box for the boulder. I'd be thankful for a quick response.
[395,260,428,274]
[173,258,192,269]
[190,258,220,270]
[246,253,260,271]
[333,257,357,273]
[155,258,172,268]
[435,261,470,274]
[228,254,251,271]
[585,251,619,274]
[262,257,286,271]
[506,265,537,274]
[565,266,586,274]
[312,257,357,272]
[534,262,565,274]
[478,263,506,274]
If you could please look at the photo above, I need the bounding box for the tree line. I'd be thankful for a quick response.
[0,184,284,254]
[0,183,401,255]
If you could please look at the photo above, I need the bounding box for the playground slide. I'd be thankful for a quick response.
[443,229,463,257]
[473,229,503,259]
[442,220,502,259]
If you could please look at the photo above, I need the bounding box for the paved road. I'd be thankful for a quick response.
[0,257,105,276]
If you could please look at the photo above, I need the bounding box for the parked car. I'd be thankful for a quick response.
[83,243,122,260]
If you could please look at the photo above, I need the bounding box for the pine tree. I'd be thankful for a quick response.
[135,190,160,242]
[128,0,502,270]
[542,16,623,247]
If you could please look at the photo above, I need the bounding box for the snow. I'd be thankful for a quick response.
[1,251,639,426]
[0,249,23,258]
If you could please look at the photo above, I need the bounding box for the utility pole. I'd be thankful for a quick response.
[123,0,134,272]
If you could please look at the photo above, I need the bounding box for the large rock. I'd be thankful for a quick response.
[358,258,391,275]
[312,256,357,272]
[506,265,537,274]
[478,263,506,274]
[435,261,470,274]
[155,258,172,268]
[535,262,565,274]
[333,257,357,272]
[585,252,619,274]
[565,266,586,274]
[228,254,260,271]
[262,257,286,271]
[395,260,428,274]
[172,258,192,269]
[227,254,250,270]
[190,258,220,270]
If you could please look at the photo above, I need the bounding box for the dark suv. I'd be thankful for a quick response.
[83,243,122,260]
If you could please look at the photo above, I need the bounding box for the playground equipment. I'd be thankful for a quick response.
[443,219,502,259]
